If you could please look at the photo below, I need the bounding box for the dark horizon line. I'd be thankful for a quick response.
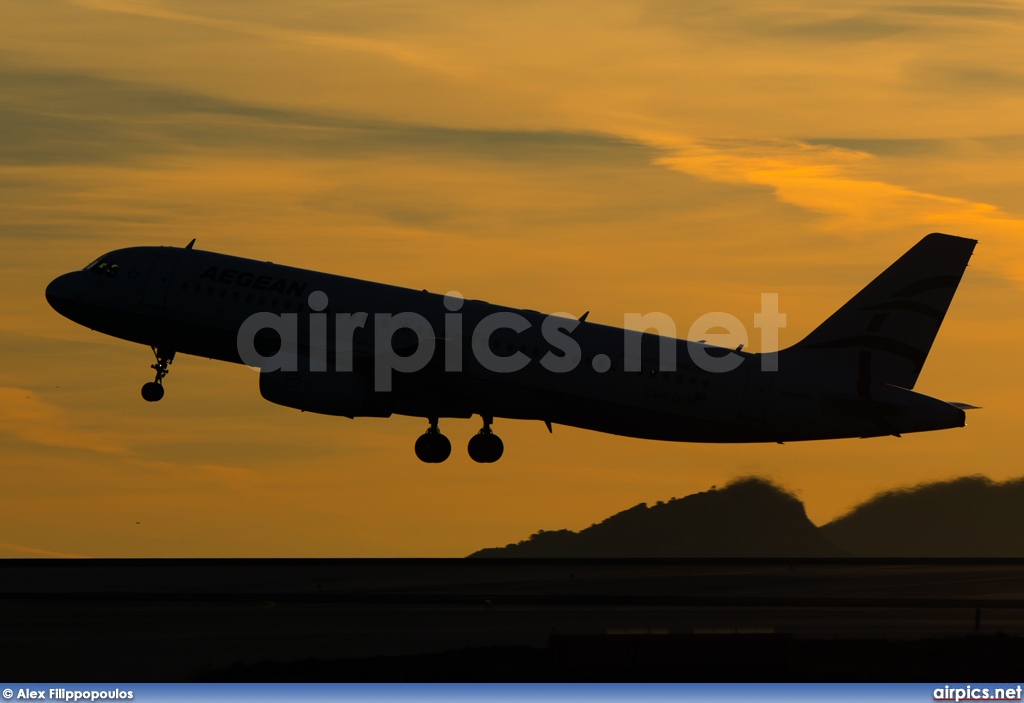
[6,557,1024,566]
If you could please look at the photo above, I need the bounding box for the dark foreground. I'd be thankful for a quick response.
[3,558,1024,681]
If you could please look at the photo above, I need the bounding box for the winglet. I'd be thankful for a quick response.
[185,238,196,250]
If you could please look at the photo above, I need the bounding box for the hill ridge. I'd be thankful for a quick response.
[470,475,1024,558]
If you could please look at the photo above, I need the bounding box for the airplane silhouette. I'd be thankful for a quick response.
[46,233,976,463]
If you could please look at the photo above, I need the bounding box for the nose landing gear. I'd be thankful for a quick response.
[415,418,452,463]
[468,415,504,463]
[141,346,175,402]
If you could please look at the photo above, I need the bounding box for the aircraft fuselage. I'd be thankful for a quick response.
[45,235,974,462]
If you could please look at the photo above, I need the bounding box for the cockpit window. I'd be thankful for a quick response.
[83,259,119,278]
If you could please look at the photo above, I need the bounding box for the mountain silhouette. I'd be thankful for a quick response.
[820,475,1024,557]
[469,477,844,557]
[471,474,1024,558]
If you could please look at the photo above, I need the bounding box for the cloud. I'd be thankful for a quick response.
[976,134,1024,151]
[0,542,87,558]
[640,2,918,42]
[910,64,1024,93]
[0,387,129,455]
[803,138,955,157]
[70,0,463,77]
[643,0,1022,34]
[639,134,1024,283]
[889,3,1023,19]
[759,16,909,42]
[0,65,660,167]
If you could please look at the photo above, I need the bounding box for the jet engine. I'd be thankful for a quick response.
[258,367,390,418]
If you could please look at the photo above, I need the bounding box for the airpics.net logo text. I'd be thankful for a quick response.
[235,290,787,391]
[934,686,1024,701]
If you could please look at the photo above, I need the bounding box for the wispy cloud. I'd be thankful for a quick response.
[0,387,129,455]
[643,0,1023,36]
[70,0,465,77]
[803,138,955,157]
[642,134,1024,282]
[0,542,86,558]
[909,64,1024,93]
[0,65,659,167]
[754,15,910,42]
[889,2,1023,20]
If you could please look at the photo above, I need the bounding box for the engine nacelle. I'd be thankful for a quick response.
[259,368,390,418]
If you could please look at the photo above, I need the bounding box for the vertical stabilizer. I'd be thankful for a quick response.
[793,233,976,391]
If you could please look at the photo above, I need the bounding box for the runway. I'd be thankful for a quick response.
[3,559,1024,681]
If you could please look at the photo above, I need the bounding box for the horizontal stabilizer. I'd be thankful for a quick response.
[948,402,981,410]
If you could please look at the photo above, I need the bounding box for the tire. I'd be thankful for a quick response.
[141,382,164,402]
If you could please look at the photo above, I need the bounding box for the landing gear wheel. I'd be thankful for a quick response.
[468,433,503,463]
[142,346,175,403]
[415,418,451,463]
[141,382,165,402]
[468,416,504,463]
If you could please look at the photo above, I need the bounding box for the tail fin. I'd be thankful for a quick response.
[793,233,976,391]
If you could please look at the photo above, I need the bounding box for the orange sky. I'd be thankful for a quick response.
[2,0,1024,556]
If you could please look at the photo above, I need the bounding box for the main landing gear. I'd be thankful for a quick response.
[468,416,503,464]
[414,416,504,463]
[415,418,452,463]
[141,346,175,402]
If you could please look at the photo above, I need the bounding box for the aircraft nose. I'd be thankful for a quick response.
[45,272,80,318]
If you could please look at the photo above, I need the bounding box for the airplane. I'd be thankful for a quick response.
[45,232,977,463]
